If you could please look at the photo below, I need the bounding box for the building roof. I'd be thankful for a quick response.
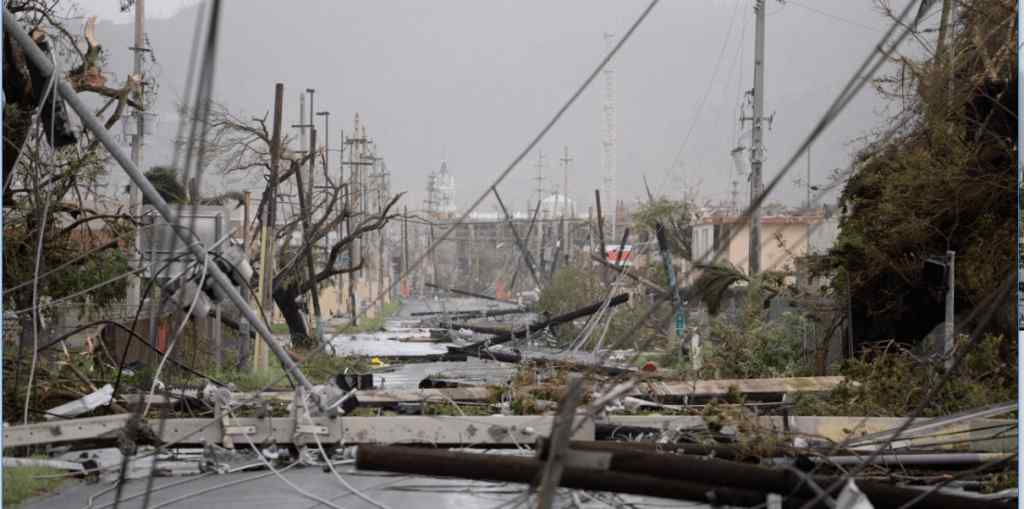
[695,210,828,226]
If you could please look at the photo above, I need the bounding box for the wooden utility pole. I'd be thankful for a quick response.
[493,189,541,290]
[747,0,767,275]
[560,146,572,263]
[255,83,283,372]
[242,191,251,250]
[294,127,323,343]
[402,205,409,294]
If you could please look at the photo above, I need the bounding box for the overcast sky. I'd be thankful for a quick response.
[78,0,925,216]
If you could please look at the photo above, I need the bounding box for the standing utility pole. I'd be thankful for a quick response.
[534,150,546,272]
[305,89,323,341]
[601,32,618,242]
[747,0,767,275]
[126,0,146,313]
[560,146,572,262]
[805,143,812,209]
[294,127,323,343]
[255,83,284,372]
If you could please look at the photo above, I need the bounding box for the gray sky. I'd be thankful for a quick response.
[81,0,924,215]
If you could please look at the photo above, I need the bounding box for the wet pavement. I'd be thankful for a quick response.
[20,297,692,509]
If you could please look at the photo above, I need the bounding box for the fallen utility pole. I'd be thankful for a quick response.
[537,439,843,463]
[410,308,526,318]
[425,283,518,305]
[537,374,585,509]
[493,189,542,290]
[534,441,1005,509]
[2,12,317,395]
[356,445,803,508]
[509,199,543,292]
[451,293,630,354]
[466,348,631,377]
[589,253,666,295]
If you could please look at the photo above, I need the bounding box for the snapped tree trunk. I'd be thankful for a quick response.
[272,287,315,350]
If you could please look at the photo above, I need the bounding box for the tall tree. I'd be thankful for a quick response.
[825,0,1017,346]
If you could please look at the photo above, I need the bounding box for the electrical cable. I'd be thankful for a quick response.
[4,221,162,296]
[23,47,60,425]
[225,411,346,509]
[249,0,662,395]
[142,249,210,417]
[798,271,1016,508]
[554,0,933,434]
[10,267,149,315]
[665,0,745,177]
[114,3,224,506]
[91,472,217,509]
[297,392,393,509]
[786,0,887,34]
[146,461,301,509]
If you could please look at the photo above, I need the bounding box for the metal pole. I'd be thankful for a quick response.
[2,16,317,393]
[748,0,766,275]
[126,0,146,314]
[944,250,955,368]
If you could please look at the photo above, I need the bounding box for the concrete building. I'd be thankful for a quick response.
[690,208,839,282]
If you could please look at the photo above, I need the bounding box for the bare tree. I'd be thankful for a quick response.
[205,103,403,348]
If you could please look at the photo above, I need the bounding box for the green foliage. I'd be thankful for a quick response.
[697,278,814,379]
[2,224,131,311]
[3,462,65,507]
[632,197,700,260]
[826,0,1017,342]
[207,353,370,392]
[538,264,672,350]
[144,166,187,204]
[794,334,1016,417]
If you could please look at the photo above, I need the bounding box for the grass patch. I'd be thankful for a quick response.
[3,463,65,507]
[337,300,401,334]
[270,323,290,334]
[207,352,372,392]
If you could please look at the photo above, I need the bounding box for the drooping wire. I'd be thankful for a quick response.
[562,0,930,430]
[113,2,224,507]
[665,0,746,179]
[23,47,60,425]
[248,0,663,394]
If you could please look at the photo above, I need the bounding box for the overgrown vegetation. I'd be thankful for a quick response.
[825,0,1017,345]
[697,280,814,380]
[3,462,65,507]
[794,334,1016,417]
[538,263,672,351]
